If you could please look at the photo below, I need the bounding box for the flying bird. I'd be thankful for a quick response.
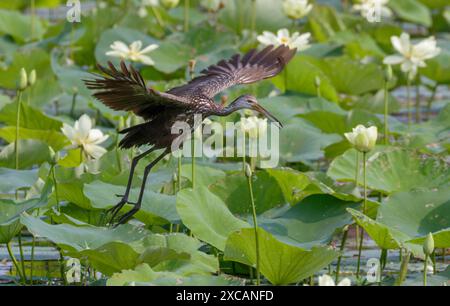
[84,44,296,225]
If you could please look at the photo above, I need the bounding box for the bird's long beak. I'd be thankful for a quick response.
[252,104,283,128]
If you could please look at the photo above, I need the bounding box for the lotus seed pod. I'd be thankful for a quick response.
[245,163,252,178]
[423,232,434,256]
[19,68,28,90]
[384,65,393,81]
[28,69,36,86]
[161,0,179,9]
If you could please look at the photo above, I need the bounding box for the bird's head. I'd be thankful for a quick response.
[230,94,282,127]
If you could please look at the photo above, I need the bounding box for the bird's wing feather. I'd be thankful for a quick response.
[84,61,190,120]
[168,45,296,99]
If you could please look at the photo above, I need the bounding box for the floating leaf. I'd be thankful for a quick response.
[224,227,338,285]
[176,187,249,250]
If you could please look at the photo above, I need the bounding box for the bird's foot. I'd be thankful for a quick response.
[113,206,140,228]
[107,196,135,226]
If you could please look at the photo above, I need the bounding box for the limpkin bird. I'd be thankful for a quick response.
[84,44,296,225]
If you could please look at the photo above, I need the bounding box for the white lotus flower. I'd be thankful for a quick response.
[200,0,222,11]
[161,0,179,9]
[239,116,268,139]
[344,125,378,153]
[352,0,392,22]
[282,0,313,20]
[257,28,311,51]
[106,40,159,66]
[383,33,441,79]
[61,114,109,160]
[318,274,351,286]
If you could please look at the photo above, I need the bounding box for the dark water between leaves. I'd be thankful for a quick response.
[1,231,448,286]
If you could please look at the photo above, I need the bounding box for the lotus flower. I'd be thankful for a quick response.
[383,33,441,79]
[257,28,310,51]
[344,125,378,153]
[61,114,109,160]
[106,40,159,66]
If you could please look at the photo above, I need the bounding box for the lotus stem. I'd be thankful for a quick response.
[51,165,60,212]
[151,6,165,29]
[18,231,26,284]
[423,254,428,286]
[395,249,410,286]
[30,235,36,285]
[415,76,421,123]
[31,0,35,41]
[335,227,348,283]
[406,77,412,126]
[15,91,23,170]
[191,137,196,188]
[356,152,367,278]
[184,0,190,32]
[426,85,437,120]
[70,91,78,118]
[177,155,182,191]
[250,0,256,34]
[246,165,260,285]
[6,242,25,283]
[383,81,389,145]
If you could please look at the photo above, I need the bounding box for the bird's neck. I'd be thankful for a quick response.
[217,102,245,117]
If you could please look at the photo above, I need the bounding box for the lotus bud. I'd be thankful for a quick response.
[423,232,434,256]
[384,65,392,82]
[344,125,378,153]
[245,163,252,178]
[19,68,28,90]
[49,147,60,164]
[161,0,179,9]
[118,116,126,131]
[315,76,321,88]
[28,69,36,86]
[188,59,196,78]
[172,172,178,182]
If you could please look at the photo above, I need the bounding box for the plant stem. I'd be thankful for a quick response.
[30,235,36,285]
[335,228,348,284]
[51,165,60,212]
[383,81,389,145]
[395,249,410,286]
[423,254,428,286]
[246,168,260,285]
[250,0,256,34]
[151,6,165,29]
[406,77,412,126]
[15,91,23,170]
[431,250,436,274]
[31,0,35,41]
[415,76,421,123]
[191,136,195,188]
[6,242,25,283]
[184,0,190,32]
[177,155,182,191]
[18,232,26,283]
[426,85,437,120]
[70,92,78,118]
[356,152,367,278]
[242,134,246,172]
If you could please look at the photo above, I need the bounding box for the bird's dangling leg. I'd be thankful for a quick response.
[108,147,156,223]
[115,148,170,226]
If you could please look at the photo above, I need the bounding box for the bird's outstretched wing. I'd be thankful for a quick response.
[168,44,296,99]
[84,61,189,120]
